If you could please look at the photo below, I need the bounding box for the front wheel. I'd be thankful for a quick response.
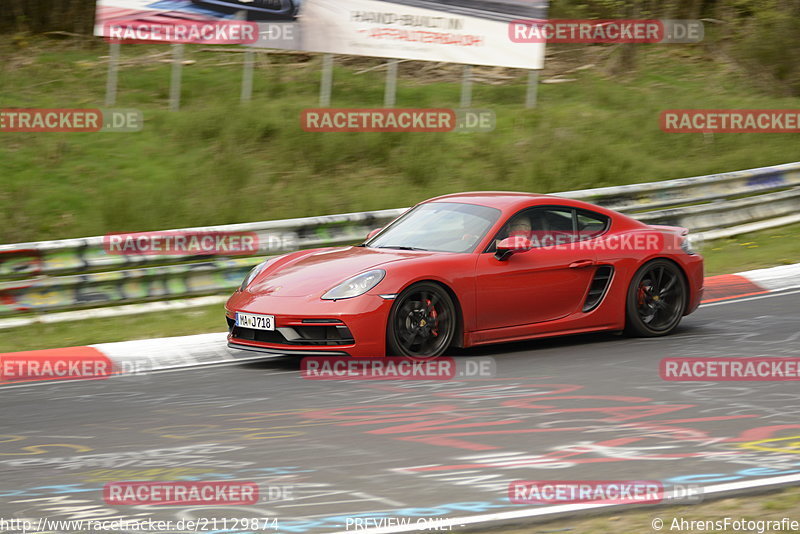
[388,282,457,358]
[625,259,687,337]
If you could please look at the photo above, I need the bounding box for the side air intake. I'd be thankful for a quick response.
[583,266,614,312]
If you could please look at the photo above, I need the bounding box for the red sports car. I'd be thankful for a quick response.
[226,193,704,358]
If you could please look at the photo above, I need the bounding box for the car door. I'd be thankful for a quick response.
[475,206,597,330]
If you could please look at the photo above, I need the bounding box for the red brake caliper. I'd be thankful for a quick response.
[637,284,647,307]
[427,299,439,337]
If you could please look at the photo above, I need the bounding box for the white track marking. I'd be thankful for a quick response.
[701,287,800,307]
[0,356,296,390]
[327,473,800,534]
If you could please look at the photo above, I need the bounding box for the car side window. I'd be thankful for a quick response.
[487,206,578,252]
[533,207,576,247]
[576,210,610,240]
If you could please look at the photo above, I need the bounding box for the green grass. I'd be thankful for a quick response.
[1,223,796,353]
[0,303,225,353]
[2,40,800,242]
[702,223,800,275]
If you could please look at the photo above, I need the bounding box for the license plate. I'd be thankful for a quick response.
[236,312,275,331]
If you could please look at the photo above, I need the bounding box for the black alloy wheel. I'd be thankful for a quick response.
[625,259,687,337]
[388,282,457,358]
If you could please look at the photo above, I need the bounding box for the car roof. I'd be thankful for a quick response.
[428,191,552,206]
[426,191,593,211]
[424,191,645,230]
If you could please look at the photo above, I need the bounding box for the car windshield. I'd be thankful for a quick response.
[366,201,501,253]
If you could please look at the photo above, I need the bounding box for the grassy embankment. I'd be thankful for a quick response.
[2,40,800,242]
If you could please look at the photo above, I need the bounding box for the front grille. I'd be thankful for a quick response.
[232,327,287,344]
[229,322,355,346]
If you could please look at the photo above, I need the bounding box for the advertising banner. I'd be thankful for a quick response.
[95,0,548,69]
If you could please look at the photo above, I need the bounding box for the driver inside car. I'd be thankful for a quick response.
[508,215,533,238]
[494,214,533,249]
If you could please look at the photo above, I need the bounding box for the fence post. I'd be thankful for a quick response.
[320,54,333,107]
[384,59,398,108]
[526,70,539,108]
[105,42,120,106]
[460,65,473,108]
[169,44,184,112]
[241,50,254,102]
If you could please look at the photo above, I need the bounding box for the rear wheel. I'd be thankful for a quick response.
[625,259,687,337]
[388,282,456,358]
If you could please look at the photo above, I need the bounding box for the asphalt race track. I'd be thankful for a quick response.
[2,290,800,533]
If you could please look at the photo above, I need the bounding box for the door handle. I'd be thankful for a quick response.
[569,260,595,269]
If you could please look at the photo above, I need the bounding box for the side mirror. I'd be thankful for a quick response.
[366,227,383,240]
[495,236,532,261]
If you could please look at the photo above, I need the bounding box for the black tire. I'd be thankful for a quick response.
[387,282,457,358]
[625,259,687,337]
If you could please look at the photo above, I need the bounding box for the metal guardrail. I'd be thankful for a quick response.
[0,208,408,280]
[1,162,799,317]
[0,210,408,316]
[558,160,800,212]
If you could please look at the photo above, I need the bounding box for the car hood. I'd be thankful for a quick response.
[247,246,435,297]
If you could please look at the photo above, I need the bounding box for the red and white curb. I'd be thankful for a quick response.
[0,332,270,386]
[1,263,798,386]
[94,332,233,372]
[702,262,800,302]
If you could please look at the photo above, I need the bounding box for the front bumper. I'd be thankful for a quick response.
[225,291,394,357]
[684,254,705,315]
[228,342,350,356]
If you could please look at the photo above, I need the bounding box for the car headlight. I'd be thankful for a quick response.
[322,269,385,301]
[240,261,269,291]
[681,234,698,255]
